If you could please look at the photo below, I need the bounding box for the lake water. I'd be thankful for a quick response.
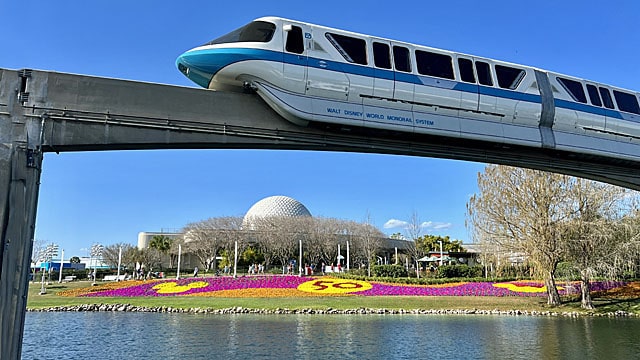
[21,312,640,359]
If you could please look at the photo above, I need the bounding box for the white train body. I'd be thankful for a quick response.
[176,17,640,161]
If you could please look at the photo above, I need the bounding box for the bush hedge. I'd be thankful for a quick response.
[436,265,483,279]
[372,265,407,278]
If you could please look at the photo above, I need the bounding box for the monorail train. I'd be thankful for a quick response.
[176,16,640,161]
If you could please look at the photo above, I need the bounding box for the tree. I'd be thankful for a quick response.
[467,165,571,306]
[182,216,243,271]
[352,213,383,277]
[102,243,136,271]
[149,235,173,270]
[69,256,81,264]
[404,211,425,278]
[416,235,465,254]
[30,239,46,282]
[561,179,634,309]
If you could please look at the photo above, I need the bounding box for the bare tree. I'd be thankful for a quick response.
[214,216,245,269]
[404,210,424,277]
[182,218,225,271]
[250,216,297,270]
[562,179,636,309]
[352,213,383,276]
[102,243,136,270]
[30,239,46,282]
[467,165,571,306]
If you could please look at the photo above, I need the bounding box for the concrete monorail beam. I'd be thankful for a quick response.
[2,67,640,359]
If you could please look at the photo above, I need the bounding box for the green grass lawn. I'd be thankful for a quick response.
[27,280,640,314]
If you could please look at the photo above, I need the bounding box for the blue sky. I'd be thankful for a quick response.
[2,1,639,257]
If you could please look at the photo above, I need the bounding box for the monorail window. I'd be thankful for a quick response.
[475,61,493,86]
[373,42,391,69]
[326,33,367,65]
[495,65,525,90]
[613,90,640,114]
[599,87,615,109]
[393,46,411,72]
[557,77,587,103]
[415,50,454,80]
[205,21,276,45]
[458,58,475,83]
[586,84,602,107]
[285,25,304,54]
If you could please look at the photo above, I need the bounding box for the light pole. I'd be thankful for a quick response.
[39,243,58,294]
[299,240,303,276]
[346,241,350,271]
[58,249,64,283]
[439,240,443,266]
[116,246,122,281]
[90,244,104,285]
[177,244,182,279]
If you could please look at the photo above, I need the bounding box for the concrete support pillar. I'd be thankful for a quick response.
[0,69,44,360]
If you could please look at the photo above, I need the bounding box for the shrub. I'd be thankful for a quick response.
[436,265,483,278]
[372,265,407,278]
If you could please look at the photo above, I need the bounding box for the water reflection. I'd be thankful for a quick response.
[22,312,640,359]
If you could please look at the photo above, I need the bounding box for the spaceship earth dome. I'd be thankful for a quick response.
[242,195,311,229]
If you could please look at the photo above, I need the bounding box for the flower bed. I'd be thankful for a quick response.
[56,276,627,298]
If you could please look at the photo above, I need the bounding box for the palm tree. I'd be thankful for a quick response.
[149,235,173,270]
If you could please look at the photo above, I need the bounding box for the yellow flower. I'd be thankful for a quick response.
[297,278,372,294]
[153,281,208,294]
[493,282,563,293]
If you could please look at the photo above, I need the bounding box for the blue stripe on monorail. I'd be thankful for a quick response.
[186,47,629,121]
[554,99,625,120]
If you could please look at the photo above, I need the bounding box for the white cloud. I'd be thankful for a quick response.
[432,222,452,230]
[420,221,432,228]
[383,219,408,229]
[384,219,453,231]
[421,221,452,230]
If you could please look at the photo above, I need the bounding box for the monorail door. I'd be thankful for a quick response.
[283,23,308,94]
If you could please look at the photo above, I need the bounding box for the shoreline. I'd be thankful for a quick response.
[26,304,640,318]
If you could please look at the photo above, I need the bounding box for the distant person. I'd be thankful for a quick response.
[193,266,199,277]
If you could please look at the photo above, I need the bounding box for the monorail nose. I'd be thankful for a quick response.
[175,51,213,89]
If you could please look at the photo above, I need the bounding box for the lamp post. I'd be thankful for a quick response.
[39,260,46,295]
[346,241,350,271]
[299,240,303,277]
[116,246,122,281]
[176,244,182,280]
[233,241,238,278]
[58,249,64,283]
[395,247,398,265]
[39,243,58,294]
[439,240,443,266]
[90,244,103,286]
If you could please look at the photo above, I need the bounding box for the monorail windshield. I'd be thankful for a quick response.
[205,21,276,46]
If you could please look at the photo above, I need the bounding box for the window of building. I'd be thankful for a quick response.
[476,61,493,86]
[586,84,602,107]
[599,87,615,109]
[458,58,475,83]
[326,33,367,65]
[613,90,640,114]
[373,42,391,69]
[415,50,454,79]
[557,77,587,103]
[495,65,525,90]
[285,26,304,54]
[393,46,411,72]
